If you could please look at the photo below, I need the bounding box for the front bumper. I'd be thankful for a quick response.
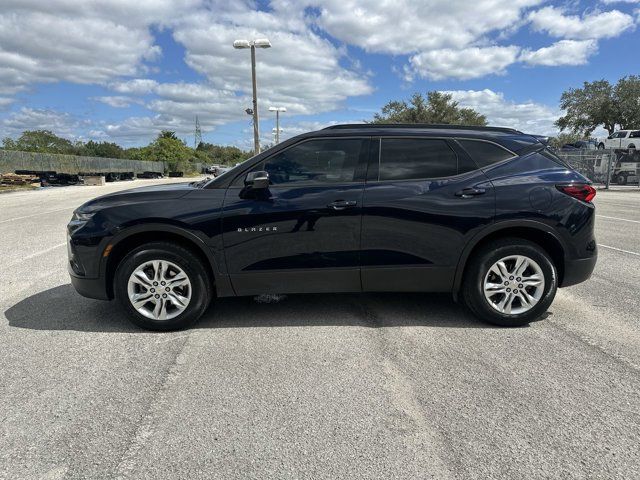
[560,254,597,287]
[69,267,110,300]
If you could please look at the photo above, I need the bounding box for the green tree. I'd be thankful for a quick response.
[146,131,193,173]
[2,130,77,154]
[556,80,618,135]
[372,91,487,126]
[84,140,124,159]
[614,75,640,130]
[196,142,251,166]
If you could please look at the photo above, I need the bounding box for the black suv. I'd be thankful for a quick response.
[68,124,597,330]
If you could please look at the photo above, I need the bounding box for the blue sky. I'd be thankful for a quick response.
[1,0,639,148]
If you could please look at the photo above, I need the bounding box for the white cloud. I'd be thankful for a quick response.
[1,107,84,138]
[0,14,159,96]
[520,39,598,66]
[445,89,560,135]
[0,97,15,109]
[172,9,372,116]
[528,6,636,39]
[93,96,143,108]
[108,79,159,95]
[306,0,543,54]
[407,46,520,81]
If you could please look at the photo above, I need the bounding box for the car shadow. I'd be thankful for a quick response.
[4,284,509,333]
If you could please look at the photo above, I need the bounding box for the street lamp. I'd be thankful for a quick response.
[268,106,286,144]
[234,38,271,154]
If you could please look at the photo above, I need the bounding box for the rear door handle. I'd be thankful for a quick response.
[455,187,486,198]
[327,200,357,210]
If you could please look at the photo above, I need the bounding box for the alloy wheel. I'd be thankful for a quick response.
[483,255,545,315]
[127,260,192,320]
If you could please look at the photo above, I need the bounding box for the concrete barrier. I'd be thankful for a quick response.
[82,175,105,186]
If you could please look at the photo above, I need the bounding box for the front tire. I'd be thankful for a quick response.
[114,242,212,330]
[462,238,557,327]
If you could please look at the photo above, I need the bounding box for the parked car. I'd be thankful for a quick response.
[68,124,597,330]
[598,130,640,150]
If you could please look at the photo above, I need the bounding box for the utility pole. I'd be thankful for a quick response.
[194,115,202,149]
[233,38,271,154]
[250,45,259,153]
[269,107,286,144]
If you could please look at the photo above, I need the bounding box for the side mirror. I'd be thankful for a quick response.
[607,135,613,139]
[245,171,270,189]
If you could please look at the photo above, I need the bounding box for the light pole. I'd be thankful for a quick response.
[268,106,286,144]
[233,38,271,154]
[272,127,283,144]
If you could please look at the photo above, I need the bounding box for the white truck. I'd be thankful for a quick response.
[597,130,640,150]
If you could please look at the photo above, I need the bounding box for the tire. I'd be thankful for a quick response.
[462,238,558,327]
[598,143,605,150]
[114,242,212,331]
[616,174,628,185]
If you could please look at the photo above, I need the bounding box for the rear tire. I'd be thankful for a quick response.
[114,242,212,331]
[598,143,605,150]
[462,238,557,327]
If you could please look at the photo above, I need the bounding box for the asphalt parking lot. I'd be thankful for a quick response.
[1,180,639,479]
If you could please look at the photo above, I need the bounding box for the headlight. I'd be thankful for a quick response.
[72,211,95,222]
[68,211,96,234]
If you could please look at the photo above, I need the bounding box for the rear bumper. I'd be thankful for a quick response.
[69,268,110,301]
[560,255,597,287]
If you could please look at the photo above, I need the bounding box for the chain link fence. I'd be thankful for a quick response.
[556,148,640,189]
[0,150,165,175]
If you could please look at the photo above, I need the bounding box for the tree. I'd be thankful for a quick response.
[159,130,179,140]
[556,79,623,136]
[372,91,487,126]
[614,75,640,130]
[2,130,77,154]
[146,131,193,172]
[83,140,124,159]
[556,77,640,136]
[196,142,251,165]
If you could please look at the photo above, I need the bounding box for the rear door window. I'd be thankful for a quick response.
[379,138,458,180]
[458,139,515,168]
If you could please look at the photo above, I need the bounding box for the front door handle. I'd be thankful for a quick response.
[327,200,357,210]
[455,187,486,198]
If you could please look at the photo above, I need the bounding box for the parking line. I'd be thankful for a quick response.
[0,207,74,224]
[596,215,640,225]
[598,244,640,257]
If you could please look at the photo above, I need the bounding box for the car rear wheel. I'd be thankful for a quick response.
[114,242,212,330]
[598,143,605,150]
[462,238,557,327]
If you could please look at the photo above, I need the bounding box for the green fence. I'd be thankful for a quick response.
[0,150,165,174]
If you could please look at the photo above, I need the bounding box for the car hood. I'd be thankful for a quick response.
[78,182,196,212]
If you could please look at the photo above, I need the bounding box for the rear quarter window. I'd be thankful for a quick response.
[458,139,516,168]
[379,138,458,180]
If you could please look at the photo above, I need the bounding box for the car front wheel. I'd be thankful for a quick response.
[462,238,557,327]
[114,242,212,330]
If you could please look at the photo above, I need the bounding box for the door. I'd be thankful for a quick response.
[221,137,369,295]
[360,137,496,292]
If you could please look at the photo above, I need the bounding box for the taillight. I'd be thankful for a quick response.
[556,184,596,203]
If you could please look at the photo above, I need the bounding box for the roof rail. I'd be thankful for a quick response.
[322,123,523,134]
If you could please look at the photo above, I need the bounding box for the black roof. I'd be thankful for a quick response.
[323,123,522,134]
